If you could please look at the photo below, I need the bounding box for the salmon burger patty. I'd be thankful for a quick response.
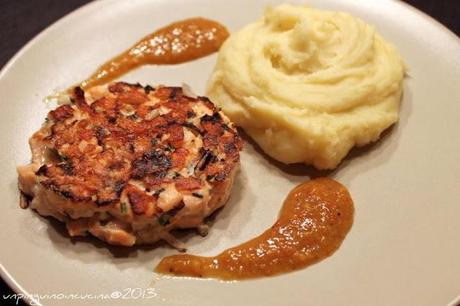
[17,82,243,248]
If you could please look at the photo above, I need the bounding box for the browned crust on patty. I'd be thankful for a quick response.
[34,82,243,215]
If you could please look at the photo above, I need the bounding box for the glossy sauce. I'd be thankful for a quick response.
[80,18,229,89]
[155,178,354,280]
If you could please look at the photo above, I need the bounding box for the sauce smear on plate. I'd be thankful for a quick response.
[81,18,229,89]
[156,178,354,280]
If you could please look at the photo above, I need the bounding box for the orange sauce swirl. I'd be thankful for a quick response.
[155,178,354,280]
[80,18,229,89]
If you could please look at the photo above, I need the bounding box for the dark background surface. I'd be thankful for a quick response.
[0,0,459,69]
[0,0,459,305]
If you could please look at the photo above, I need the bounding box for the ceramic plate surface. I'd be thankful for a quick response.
[1,0,459,305]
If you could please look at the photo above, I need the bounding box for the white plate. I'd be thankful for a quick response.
[1,0,459,305]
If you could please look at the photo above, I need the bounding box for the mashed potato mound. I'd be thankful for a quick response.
[207,4,405,169]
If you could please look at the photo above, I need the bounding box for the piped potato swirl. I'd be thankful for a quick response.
[207,4,405,169]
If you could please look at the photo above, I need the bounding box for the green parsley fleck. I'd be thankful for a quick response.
[166,143,175,152]
[158,213,170,226]
[120,202,127,214]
